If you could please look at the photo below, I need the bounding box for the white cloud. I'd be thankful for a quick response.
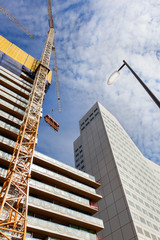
[1,0,160,166]
[53,0,160,165]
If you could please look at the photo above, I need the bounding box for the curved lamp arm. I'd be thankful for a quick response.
[107,60,160,109]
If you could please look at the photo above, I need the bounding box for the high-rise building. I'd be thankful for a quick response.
[74,102,160,240]
[0,36,104,239]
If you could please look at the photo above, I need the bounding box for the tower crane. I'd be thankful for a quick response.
[0,1,58,239]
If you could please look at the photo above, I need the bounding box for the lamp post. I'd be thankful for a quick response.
[107,60,160,109]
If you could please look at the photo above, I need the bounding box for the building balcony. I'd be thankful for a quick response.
[1,89,27,110]
[1,84,28,105]
[31,164,101,202]
[0,167,98,215]
[34,151,100,189]
[0,136,100,190]
[27,216,99,240]
[0,72,30,99]
[0,121,30,142]
[0,99,24,120]
[0,110,22,129]
[0,136,15,155]
[28,196,103,232]
[0,149,101,203]
[0,66,32,92]
[0,121,20,141]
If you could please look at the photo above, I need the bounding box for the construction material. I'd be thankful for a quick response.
[44,114,59,131]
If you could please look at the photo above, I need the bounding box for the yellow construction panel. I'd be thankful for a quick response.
[46,70,52,84]
[0,35,12,53]
[0,35,51,84]
[25,55,39,71]
[7,44,28,65]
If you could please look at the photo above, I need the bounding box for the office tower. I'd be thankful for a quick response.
[74,102,160,240]
[0,35,103,239]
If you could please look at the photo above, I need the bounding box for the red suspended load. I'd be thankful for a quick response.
[44,114,59,131]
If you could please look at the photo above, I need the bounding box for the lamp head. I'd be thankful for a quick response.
[107,70,120,85]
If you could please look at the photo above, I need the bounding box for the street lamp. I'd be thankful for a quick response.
[107,60,160,108]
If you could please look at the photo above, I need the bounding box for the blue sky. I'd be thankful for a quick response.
[1,0,160,166]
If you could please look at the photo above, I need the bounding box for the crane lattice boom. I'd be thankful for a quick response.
[47,0,61,112]
[0,5,34,39]
[47,0,54,28]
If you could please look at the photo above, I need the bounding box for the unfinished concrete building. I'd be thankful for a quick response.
[0,35,104,239]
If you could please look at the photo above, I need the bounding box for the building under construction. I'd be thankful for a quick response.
[0,34,104,239]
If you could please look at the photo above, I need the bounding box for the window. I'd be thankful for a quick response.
[141,192,146,197]
[133,194,138,200]
[135,204,141,211]
[132,212,139,220]
[125,189,131,196]
[85,118,89,122]
[136,226,143,234]
[154,216,160,222]
[142,208,148,215]
[149,213,154,219]
[129,184,134,190]
[139,198,143,204]
[146,220,152,228]
[140,217,146,224]
[147,196,151,201]
[144,230,151,238]
[151,206,155,212]
[145,202,150,208]
[153,224,159,232]
[135,188,140,194]
[151,234,157,240]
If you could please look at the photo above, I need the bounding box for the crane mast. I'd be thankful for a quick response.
[0,27,54,239]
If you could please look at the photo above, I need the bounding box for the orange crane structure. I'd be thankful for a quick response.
[0,1,58,239]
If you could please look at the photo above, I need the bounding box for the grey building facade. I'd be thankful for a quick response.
[74,102,160,240]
